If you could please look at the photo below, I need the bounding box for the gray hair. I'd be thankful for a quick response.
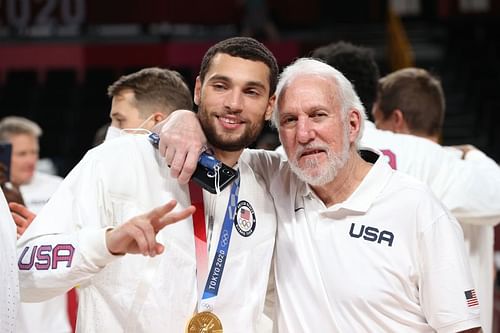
[0,116,42,142]
[271,58,367,146]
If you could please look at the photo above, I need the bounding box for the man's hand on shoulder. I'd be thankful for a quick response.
[156,110,207,184]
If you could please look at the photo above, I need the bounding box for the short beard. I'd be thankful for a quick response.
[288,130,350,186]
[198,107,265,152]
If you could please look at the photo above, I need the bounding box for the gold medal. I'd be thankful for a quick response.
[186,311,223,333]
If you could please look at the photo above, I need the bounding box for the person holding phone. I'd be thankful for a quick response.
[0,141,25,205]
[18,37,279,332]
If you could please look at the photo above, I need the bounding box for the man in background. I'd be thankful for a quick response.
[372,67,499,333]
[0,116,69,333]
[103,67,193,141]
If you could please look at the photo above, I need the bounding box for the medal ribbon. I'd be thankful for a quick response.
[188,175,240,312]
[189,182,209,296]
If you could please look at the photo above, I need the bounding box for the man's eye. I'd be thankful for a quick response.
[245,89,260,96]
[312,112,327,117]
[281,117,297,126]
[213,83,226,90]
[311,112,328,121]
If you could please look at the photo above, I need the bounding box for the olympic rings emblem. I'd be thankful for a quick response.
[241,219,251,228]
[220,230,230,246]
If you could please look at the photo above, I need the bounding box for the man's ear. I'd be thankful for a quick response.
[347,109,362,144]
[392,109,409,134]
[194,76,202,106]
[264,95,276,121]
[152,112,166,125]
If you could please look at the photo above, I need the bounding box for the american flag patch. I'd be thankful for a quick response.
[464,289,479,307]
[240,208,250,221]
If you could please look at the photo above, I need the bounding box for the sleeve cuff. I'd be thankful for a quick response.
[78,227,122,268]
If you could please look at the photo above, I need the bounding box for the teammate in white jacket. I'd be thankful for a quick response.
[10,66,195,333]
[17,37,280,332]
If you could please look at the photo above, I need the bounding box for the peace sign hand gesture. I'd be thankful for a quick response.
[106,200,195,257]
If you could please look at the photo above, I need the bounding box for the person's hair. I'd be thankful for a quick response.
[311,41,380,113]
[0,116,42,142]
[199,37,279,96]
[272,58,366,146]
[107,67,193,116]
[376,67,445,137]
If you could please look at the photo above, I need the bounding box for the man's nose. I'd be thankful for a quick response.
[224,90,243,112]
[296,117,315,143]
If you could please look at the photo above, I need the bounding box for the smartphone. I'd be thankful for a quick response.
[191,154,238,194]
[0,142,12,183]
[148,133,237,194]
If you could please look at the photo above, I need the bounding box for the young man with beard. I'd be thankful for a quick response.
[158,59,482,332]
[17,37,278,332]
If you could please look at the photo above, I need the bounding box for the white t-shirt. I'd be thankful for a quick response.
[17,172,71,333]
[247,150,481,332]
[361,121,499,333]
[20,172,62,213]
[0,192,19,333]
[17,134,277,333]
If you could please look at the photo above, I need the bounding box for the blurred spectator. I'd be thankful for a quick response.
[36,158,59,175]
[0,116,71,333]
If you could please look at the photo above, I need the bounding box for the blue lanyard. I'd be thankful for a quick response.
[202,175,240,300]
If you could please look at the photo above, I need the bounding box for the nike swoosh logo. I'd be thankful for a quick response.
[294,207,304,212]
